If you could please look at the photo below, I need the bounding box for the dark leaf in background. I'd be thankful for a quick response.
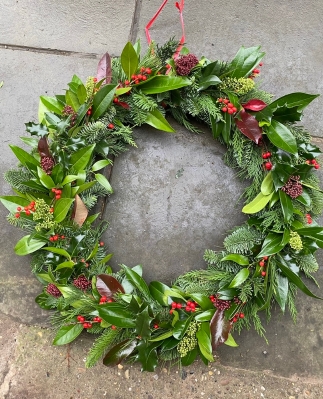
[96,274,125,299]
[97,52,112,84]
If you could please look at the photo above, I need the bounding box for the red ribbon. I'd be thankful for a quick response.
[145,0,185,59]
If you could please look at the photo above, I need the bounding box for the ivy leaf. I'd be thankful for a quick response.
[103,339,137,367]
[145,109,175,132]
[235,110,262,144]
[210,309,231,351]
[242,191,273,214]
[121,42,138,80]
[96,274,125,299]
[52,323,84,345]
[97,52,112,84]
[266,120,298,154]
[242,99,267,111]
[228,268,250,288]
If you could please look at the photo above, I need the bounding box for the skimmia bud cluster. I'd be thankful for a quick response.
[219,77,255,95]
[289,231,303,251]
[32,199,55,231]
[175,54,199,76]
[209,294,231,310]
[177,321,200,357]
[73,275,92,290]
[46,283,62,298]
[40,156,55,175]
[281,175,303,199]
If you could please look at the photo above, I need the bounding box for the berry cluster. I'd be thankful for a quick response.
[76,315,102,329]
[209,294,231,310]
[262,151,272,170]
[231,312,245,323]
[129,67,152,85]
[51,188,62,200]
[62,105,77,126]
[99,295,114,305]
[305,159,320,169]
[250,62,263,78]
[258,256,268,277]
[281,175,302,199]
[49,234,65,242]
[46,283,62,298]
[217,98,237,114]
[306,213,312,224]
[73,275,92,290]
[170,300,198,313]
[15,200,36,218]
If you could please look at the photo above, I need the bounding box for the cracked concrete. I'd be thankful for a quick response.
[1,0,323,397]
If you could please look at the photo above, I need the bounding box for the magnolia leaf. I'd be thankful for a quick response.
[97,52,112,84]
[98,303,136,327]
[257,232,286,258]
[228,268,250,288]
[261,171,274,195]
[221,254,249,266]
[96,274,125,299]
[70,144,95,173]
[242,191,273,214]
[139,76,191,94]
[235,110,263,144]
[224,333,239,347]
[72,194,88,227]
[226,46,265,79]
[266,120,298,154]
[103,339,137,367]
[210,309,232,351]
[149,281,171,306]
[145,109,175,132]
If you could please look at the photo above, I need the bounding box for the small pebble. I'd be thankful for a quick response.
[125,370,130,379]
[118,364,123,369]
[261,386,266,391]
[208,371,213,376]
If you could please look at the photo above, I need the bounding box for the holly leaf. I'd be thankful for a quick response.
[25,121,49,137]
[96,274,125,299]
[235,109,262,144]
[136,307,153,340]
[97,52,112,84]
[136,340,160,372]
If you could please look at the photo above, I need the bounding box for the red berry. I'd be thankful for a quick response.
[25,210,31,216]
[60,235,65,239]
[93,78,98,82]
[101,296,107,302]
[311,159,316,165]
[227,108,234,114]
[131,75,136,80]
[259,62,263,66]
[87,110,91,115]
[53,235,59,241]
[146,68,152,74]
[266,152,271,158]
[308,219,313,224]
[263,256,268,261]
[305,160,311,164]
[137,74,143,80]
[218,98,223,103]
[227,103,233,108]
[221,107,228,112]
[262,153,268,159]
[142,75,147,81]
[314,164,320,169]
[171,302,177,309]
[140,67,145,72]
[153,324,159,329]
[99,241,104,246]
[169,309,174,314]
[135,79,140,84]
[17,206,22,211]
[125,80,130,85]
[185,306,191,312]
[15,213,20,218]
[49,236,54,242]
[176,303,182,309]
[223,99,229,104]
[24,206,29,211]
[253,68,260,74]
[77,315,85,322]
[261,271,267,277]
[265,162,272,170]
[232,107,237,113]
[239,313,245,318]
[108,123,114,129]
[259,261,265,267]
[113,97,119,103]
[107,299,113,303]
[55,195,61,200]
[51,188,56,192]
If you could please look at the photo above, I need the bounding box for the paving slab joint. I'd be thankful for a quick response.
[129,0,143,43]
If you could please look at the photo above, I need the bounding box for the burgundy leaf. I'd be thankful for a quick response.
[242,99,267,111]
[97,53,112,85]
[96,274,125,299]
[103,339,137,367]
[117,101,130,110]
[235,109,263,144]
[38,136,51,158]
[210,309,232,352]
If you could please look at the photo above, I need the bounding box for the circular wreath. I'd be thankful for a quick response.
[1,38,322,371]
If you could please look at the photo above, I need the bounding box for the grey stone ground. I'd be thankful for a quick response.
[1,0,323,398]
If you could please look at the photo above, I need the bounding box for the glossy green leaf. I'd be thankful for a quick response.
[277,255,323,299]
[120,42,138,80]
[91,84,117,120]
[226,46,265,78]
[189,293,214,310]
[196,328,214,362]
[77,84,87,104]
[269,93,319,113]
[53,198,74,222]
[181,346,198,366]
[52,323,83,345]
[95,173,113,193]
[140,76,191,94]
[228,268,250,288]
[122,265,150,299]
[40,96,64,115]
[275,272,289,312]
[224,333,239,347]
[103,339,137,367]
[257,232,286,258]
[173,316,193,340]
[37,167,55,189]
[221,111,231,144]
[149,281,171,306]
[198,75,221,91]
[55,261,75,270]
[136,340,159,372]
[70,144,95,173]
[42,247,71,260]
[35,292,52,310]
[149,330,174,342]
[145,109,175,132]
[266,120,297,154]
[221,254,249,266]
[136,307,153,340]
[0,196,30,213]
[14,235,47,255]
[242,191,273,214]
[9,145,39,170]
[279,189,293,222]
[91,160,112,172]
[194,309,216,321]
[261,172,274,195]
[98,303,136,327]
[61,175,78,186]
[66,90,81,111]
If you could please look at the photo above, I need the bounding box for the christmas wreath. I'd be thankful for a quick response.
[1,16,323,371]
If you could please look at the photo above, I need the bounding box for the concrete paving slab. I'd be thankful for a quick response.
[1,314,322,398]
[0,0,137,55]
[136,0,323,137]
[102,122,247,284]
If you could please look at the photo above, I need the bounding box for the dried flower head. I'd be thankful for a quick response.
[175,54,199,76]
